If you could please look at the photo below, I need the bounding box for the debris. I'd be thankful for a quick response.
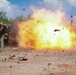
[0,50,2,52]
[9,55,16,59]
[54,29,60,32]
[48,63,51,66]
[10,66,12,68]
[50,73,53,75]
[4,58,7,61]
[17,61,20,63]
[18,57,28,61]
[62,50,64,52]
[22,8,26,11]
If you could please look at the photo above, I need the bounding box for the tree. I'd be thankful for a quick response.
[0,11,10,25]
[0,11,11,48]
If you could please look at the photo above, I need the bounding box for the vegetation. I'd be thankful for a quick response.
[0,11,26,48]
[0,11,11,25]
[0,11,27,26]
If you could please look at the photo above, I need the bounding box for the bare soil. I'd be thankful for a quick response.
[0,47,76,75]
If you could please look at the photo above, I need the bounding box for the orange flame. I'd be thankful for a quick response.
[18,9,76,50]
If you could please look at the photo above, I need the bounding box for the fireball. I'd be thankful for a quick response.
[18,9,76,50]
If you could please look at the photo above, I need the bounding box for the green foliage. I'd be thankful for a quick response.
[0,11,31,26]
[0,11,11,25]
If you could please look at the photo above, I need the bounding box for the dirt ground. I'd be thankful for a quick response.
[0,47,76,75]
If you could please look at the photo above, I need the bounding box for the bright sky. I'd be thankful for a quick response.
[0,0,76,18]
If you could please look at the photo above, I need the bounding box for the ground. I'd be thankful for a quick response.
[0,47,76,75]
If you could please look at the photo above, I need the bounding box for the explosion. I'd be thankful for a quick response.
[18,9,76,50]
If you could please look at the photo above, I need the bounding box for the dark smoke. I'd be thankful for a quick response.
[8,20,20,47]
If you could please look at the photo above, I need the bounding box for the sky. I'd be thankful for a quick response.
[0,0,76,19]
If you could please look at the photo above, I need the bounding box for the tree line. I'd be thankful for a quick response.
[0,11,27,26]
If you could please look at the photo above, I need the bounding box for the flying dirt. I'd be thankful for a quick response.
[17,9,76,50]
